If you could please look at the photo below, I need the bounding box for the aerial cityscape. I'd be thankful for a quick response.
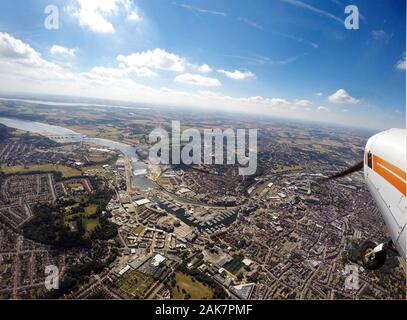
[0,100,405,300]
[0,0,405,302]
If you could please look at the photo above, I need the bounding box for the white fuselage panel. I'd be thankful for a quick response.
[364,128,406,259]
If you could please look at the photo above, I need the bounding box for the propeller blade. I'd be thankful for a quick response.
[324,160,364,181]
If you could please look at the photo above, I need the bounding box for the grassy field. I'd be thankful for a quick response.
[117,270,155,298]
[270,164,303,174]
[0,164,81,178]
[84,204,98,216]
[87,153,112,163]
[133,225,145,234]
[66,182,84,189]
[82,165,114,180]
[67,124,141,146]
[171,272,213,300]
[82,203,100,235]
[63,198,100,236]
[82,218,99,235]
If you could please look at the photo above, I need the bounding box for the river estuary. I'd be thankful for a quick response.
[0,117,154,191]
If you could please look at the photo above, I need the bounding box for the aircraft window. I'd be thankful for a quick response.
[367,152,373,169]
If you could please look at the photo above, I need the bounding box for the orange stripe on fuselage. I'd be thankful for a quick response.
[372,154,407,196]
[373,154,406,180]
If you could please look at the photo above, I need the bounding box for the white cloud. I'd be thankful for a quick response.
[267,98,290,106]
[317,106,329,112]
[294,99,312,107]
[396,53,406,71]
[175,73,221,87]
[328,89,359,104]
[217,69,255,80]
[0,32,40,63]
[314,92,323,96]
[250,97,290,107]
[67,0,142,33]
[0,33,287,113]
[197,93,290,108]
[128,9,142,22]
[0,32,61,71]
[1,32,396,130]
[0,33,77,91]
[68,0,118,33]
[117,48,186,72]
[50,45,76,57]
[198,64,212,73]
[89,66,157,78]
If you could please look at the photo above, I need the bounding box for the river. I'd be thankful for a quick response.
[0,117,154,191]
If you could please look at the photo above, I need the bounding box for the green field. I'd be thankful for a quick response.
[64,199,100,236]
[0,164,81,178]
[133,225,145,234]
[87,153,112,163]
[171,272,213,300]
[117,270,155,298]
[84,204,98,216]
[83,218,99,234]
[270,164,303,174]
[82,165,114,180]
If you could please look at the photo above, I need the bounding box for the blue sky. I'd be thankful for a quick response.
[0,0,405,129]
